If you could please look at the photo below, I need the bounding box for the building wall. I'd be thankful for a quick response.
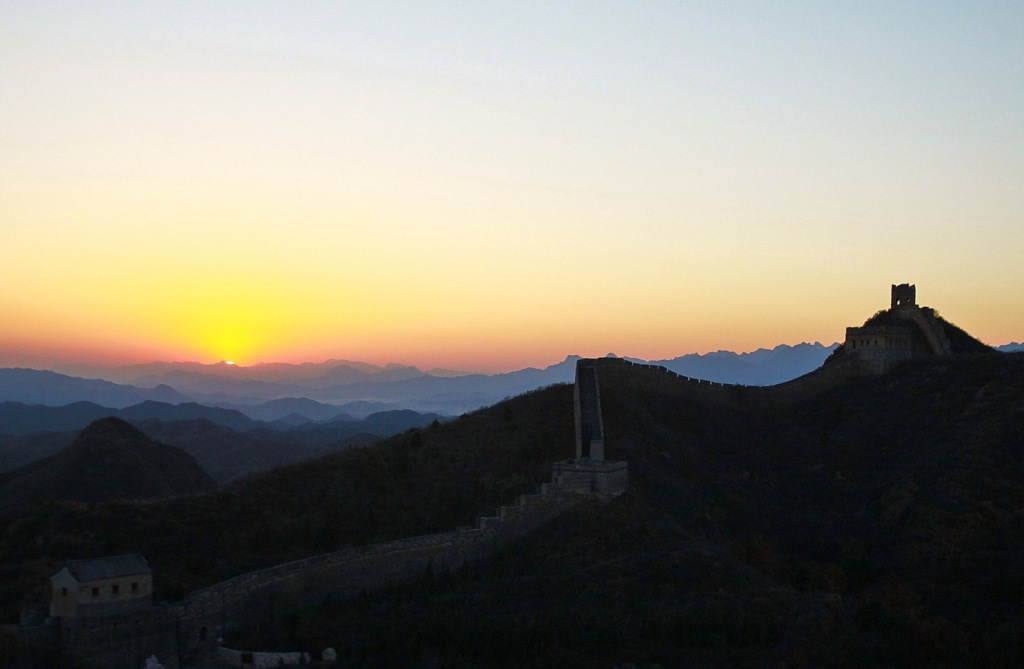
[50,571,153,619]
[217,647,310,667]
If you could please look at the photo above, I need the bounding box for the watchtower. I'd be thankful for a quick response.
[573,359,604,461]
[891,283,916,309]
[547,359,628,499]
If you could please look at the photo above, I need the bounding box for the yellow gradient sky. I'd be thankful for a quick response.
[2,3,1022,372]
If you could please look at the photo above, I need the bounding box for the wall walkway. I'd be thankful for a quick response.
[592,354,863,410]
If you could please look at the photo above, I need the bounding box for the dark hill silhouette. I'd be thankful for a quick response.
[5,354,1024,665]
[0,400,113,435]
[0,409,448,482]
[218,352,1024,666]
[826,307,993,366]
[0,417,214,509]
[135,417,379,482]
[861,307,992,354]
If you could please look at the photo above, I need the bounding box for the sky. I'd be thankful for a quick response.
[2,2,1022,373]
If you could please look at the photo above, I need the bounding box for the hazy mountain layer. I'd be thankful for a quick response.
[0,369,188,408]
[2,343,843,416]
[0,400,257,436]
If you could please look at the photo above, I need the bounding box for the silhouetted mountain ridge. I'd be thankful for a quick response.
[0,369,188,408]
[0,417,215,509]
[9,345,846,414]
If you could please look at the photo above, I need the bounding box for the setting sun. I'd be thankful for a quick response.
[0,3,1020,373]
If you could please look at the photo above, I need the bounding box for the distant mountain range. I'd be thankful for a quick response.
[2,343,852,415]
[7,341,1022,420]
[52,359,469,386]
[0,368,189,408]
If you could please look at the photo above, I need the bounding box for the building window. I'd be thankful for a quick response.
[91,587,99,597]
[131,582,139,592]
[61,587,68,597]
[111,584,119,595]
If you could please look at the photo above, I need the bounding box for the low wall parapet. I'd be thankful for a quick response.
[171,472,588,663]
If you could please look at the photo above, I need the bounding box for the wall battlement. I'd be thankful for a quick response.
[590,354,863,410]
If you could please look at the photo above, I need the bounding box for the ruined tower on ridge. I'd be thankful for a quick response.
[841,283,990,374]
[890,283,917,310]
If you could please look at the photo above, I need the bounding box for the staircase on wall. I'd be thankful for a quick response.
[907,307,953,356]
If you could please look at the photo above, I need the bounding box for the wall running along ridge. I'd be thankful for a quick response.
[25,352,865,668]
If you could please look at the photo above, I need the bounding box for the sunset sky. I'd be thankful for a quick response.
[2,2,1022,372]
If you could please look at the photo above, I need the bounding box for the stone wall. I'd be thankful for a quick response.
[18,481,586,668]
[58,604,180,669]
[217,646,311,667]
[593,358,756,406]
[173,488,585,663]
[907,306,953,356]
[592,354,863,410]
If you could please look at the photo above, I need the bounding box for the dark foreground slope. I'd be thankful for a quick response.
[5,354,1024,667]
[0,384,574,623]
[223,353,1024,668]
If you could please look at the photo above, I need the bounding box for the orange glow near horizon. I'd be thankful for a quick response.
[2,6,1022,373]
[2,263,1020,374]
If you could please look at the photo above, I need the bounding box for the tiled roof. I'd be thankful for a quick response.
[56,553,151,582]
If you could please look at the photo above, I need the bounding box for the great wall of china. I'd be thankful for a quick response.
[9,283,979,666]
[13,337,896,668]
[592,353,864,409]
